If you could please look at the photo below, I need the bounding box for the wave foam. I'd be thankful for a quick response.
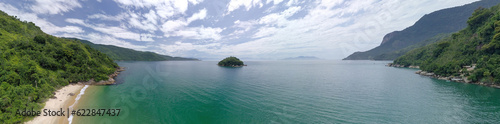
[68,85,89,124]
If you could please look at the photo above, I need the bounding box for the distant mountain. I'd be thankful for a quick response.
[66,38,199,61]
[343,0,500,60]
[283,56,320,60]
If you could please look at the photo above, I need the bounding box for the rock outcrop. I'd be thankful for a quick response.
[386,63,419,69]
[77,67,125,85]
[390,63,500,89]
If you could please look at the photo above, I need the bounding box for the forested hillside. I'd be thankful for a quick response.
[394,4,500,84]
[0,11,117,123]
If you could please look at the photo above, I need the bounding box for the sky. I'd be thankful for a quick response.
[0,0,479,60]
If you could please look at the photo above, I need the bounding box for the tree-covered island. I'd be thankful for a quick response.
[218,56,246,67]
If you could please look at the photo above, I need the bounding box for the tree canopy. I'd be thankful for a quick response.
[218,56,245,67]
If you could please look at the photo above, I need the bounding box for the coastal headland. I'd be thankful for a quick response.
[24,67,125,124]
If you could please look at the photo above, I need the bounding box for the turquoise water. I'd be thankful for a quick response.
[74,61,500,123]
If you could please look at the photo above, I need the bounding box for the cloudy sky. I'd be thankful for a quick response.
[0,0,478,60]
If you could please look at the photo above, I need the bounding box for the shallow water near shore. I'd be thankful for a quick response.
[73,60,500,123]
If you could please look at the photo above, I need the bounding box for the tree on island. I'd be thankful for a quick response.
[218,56,245,67]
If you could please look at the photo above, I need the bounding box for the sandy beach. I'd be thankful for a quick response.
[25,84,84,124]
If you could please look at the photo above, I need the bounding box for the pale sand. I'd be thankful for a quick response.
[25,84,84,124]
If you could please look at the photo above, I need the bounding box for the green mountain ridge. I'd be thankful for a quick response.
[65,38,199,61]
[344,0,500,60]
[0,11,117,123]
[394,4,500,84]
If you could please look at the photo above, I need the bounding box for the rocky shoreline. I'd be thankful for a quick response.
[230,64,247,67]
[387,63,500,89]
[77,67,125,85]
[217,64,248,67]
[386,63,420,69]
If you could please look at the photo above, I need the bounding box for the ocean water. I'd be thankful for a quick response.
[73,60,500,123]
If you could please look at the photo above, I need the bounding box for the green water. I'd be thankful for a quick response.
[74,61,500,123]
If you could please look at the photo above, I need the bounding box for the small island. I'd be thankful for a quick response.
[218,56,246,67]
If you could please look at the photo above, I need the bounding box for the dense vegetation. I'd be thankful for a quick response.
[344,0,500,60]
[0,11,118,123]
[218,56,244,67]
[394,4,500,84]
[66,38,198,61]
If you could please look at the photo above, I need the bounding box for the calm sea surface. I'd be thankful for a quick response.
[74,60,500,123]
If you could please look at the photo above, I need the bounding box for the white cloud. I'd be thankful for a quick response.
[172,26,224,40]
[48,25,84,34]
[112,0,200,19]
[90,11,159,32]
[144,10,159,25]
[159,41,221,54]
[187,8,208,24]
[65,18,86,25]
[88,13,129,21]
[85,33,147,49]
[30,0,82,15]
[156,4,177,19]
[233,20,258,31]
[286,0,300,6]
[66,18,155,42]
[161,20,188,33]
[188,0,204,5]
[266,0,284,4]
[226,29,246,39]
[245,6,303,39]
[173,0,189,14]
[93,26,155,42]
[227,0,252,13]
[128,12,158,32]
[58,32,147,50]
[161,19,223,40]
[227,0,265,14]
[259,6,301,26]
[227,20,258,38]
[112,0,161,8]
[159,8,221,40]
[201,37,282,57]
[0,3,84,34]
[253,27,279,38]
